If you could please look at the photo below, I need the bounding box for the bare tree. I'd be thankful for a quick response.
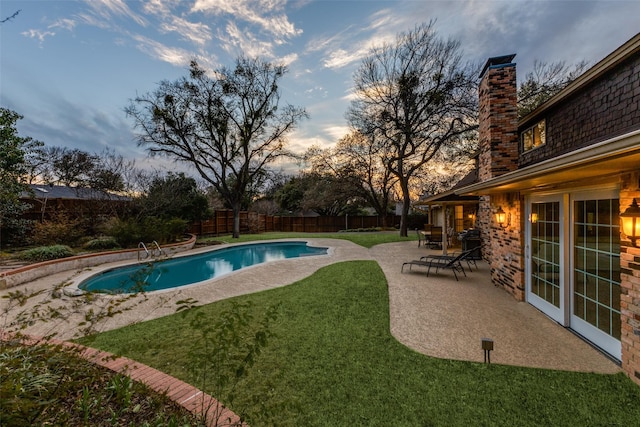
[518,60,589,118]
[306,130,397,225]
[126,58,308,238]
[348,21,479,236]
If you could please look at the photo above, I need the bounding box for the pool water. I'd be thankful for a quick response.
[79,241,328,293]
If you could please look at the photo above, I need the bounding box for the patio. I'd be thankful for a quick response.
[376,241,620,373]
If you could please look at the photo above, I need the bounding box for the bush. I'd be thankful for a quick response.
[103,217,188,248]
[30,212,84,246]
[18,245,74,262]
[82,237,121,251]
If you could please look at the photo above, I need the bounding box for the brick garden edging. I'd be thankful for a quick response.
[1,332,245,426]
[80,344,245,426]
[0,235,197,290]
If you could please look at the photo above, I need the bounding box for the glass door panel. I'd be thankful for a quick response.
[572,196,621,359]
[527,199,564,323]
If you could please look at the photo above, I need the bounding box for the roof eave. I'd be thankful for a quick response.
[456,129,640,195]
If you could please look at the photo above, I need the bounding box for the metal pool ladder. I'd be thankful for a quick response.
[138,241,165,262]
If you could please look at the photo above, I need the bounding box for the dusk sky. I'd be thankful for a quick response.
[1,1,639,175]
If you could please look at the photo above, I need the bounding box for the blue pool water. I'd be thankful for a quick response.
[79,241,328,294]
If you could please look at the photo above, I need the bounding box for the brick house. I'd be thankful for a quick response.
[453,33,640,385]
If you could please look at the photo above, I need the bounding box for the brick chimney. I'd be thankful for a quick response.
[478,54,519,182]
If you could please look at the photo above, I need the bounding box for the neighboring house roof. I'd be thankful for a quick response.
[22,184,131,201]
[416,168,480,204]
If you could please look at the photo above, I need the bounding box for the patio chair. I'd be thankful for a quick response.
[416,228,425,247]
[421,248,478,272]
[401,249,471,281]
[425,226,443,249]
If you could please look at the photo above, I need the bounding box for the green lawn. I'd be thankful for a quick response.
[85,261,640,426]
[81,257,640,426]
[198,230,416,248]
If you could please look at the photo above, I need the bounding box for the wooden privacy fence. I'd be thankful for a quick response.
[188,210,427,236]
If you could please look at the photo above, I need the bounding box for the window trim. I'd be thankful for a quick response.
[521,119,546,152]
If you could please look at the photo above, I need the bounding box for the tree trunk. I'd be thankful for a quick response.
[399,179,411,237]
[232,203,241,238]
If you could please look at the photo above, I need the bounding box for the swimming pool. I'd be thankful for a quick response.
[79,241,328,294]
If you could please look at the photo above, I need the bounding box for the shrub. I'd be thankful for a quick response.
[30,212,84,246]
[83,237,121,251]
[0,341,198,426]
[18,245,74,262]
[103,217,187,248]
[164,218,188,242]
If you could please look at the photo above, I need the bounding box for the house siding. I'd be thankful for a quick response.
[520,51,640,167]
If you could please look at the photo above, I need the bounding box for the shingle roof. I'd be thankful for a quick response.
[22,184,131,201]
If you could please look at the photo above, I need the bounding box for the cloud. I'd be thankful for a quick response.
[21,17,76,45]
[159,16,212,46]
[192,0,302,41]
[218,21,276,57]
[279,53,298,67]
[83,0,147,27]
[304,86,328,99]
[50,18,77,31]
[323,124,349,141]
[21,29,56,44]
[132,35,195,67]
[141,1,213,47]
[304,10,397,71]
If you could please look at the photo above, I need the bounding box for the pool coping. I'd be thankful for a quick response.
[0,235,197,290]
[64,240,333,296]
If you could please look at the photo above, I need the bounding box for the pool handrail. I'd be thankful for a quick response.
[151,241,165,258]
[138,242,150,262]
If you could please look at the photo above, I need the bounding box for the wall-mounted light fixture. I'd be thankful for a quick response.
[620,198,640,247]
[468,212,477,225]
[495,206,511,228]
[530,212,538,224]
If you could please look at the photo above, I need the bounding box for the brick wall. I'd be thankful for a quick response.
[480,194,525,301]
[478,60,522,298]
[521,52,640,167]
[478,63,519,181]
[620,171,640,386]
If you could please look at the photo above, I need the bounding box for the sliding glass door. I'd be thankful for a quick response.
[525,188,621,360]
[571,191,621,360]
[526,196,565,324]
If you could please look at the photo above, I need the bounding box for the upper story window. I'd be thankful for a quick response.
[522,120,546,152]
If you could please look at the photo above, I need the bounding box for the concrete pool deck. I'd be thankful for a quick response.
[0,238,620,374]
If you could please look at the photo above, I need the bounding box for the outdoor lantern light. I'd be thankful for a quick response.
[495,206,510,228]
[621,198,640,247]
[530,212,538,224]
[481,338,494,364]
